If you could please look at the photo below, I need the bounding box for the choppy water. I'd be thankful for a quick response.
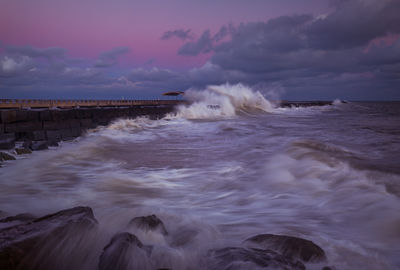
[1,84,400,270]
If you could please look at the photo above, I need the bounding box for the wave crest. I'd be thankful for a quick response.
[174,83,275,119]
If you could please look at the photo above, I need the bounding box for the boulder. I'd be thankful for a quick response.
[99,232,152,270]
[0,213,36,223]
[0,206,98,270]
[30,141,48,151]
[207,247,305,270]
[15,148,32,155]
[128,215,168,235]
[0,152,16,161]
[245,234,326,263]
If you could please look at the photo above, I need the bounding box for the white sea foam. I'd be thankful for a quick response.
[174,83,275,119]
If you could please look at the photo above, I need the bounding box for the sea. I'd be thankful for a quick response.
[1,84,399,270]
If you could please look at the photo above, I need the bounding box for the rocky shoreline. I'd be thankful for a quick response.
[0,206,336,270]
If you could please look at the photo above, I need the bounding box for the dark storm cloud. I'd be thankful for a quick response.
[307,0,400,50]
[173,0,400,99]
[161,29,193,41]
[94,47,130,68]
[178,30,214,56]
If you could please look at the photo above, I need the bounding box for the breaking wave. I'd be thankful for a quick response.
[173,83,275,119]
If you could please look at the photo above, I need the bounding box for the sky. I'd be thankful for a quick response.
[0,0,399,100]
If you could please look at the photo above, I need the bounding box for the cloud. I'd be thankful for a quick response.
[161,29,193,41]
[6,46,66,60]
[307,0,400,50]
[94,47,130,68]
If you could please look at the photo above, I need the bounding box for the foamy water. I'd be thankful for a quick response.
[1,84,400,270]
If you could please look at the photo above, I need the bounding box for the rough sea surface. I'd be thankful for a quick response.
[1,84,400,270]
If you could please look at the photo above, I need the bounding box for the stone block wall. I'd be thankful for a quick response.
[0,105,175,150]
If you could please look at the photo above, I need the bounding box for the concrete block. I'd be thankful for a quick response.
[43,121,69,130]
[70,127,82,137]
[5,123,17,133]
[46,130,62,141]
[76,109,92,119]
[50,110,67,121]
[27,130,46,141]
[40,110,51,121]
[0,133,15,150]
[0,110,17,123]
[16,121,43,132]
[68,119,81,128]
[80,119,95,128]
[60,129,74,140]
[16,110,28,122]
[26,111,40,121]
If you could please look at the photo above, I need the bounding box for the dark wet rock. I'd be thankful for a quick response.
[47,140,59,147]
[0,206,97,270]
[15,148,32,155]
[99,232,152,270]
[0,152,16,161]
[0,213,36,223]
[22,140,32,149]
[128,214,168,235]
[245,234,326,263]
[30,140,48,151]
[208,247,305,270]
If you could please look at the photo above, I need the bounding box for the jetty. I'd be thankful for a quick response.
[0,98,332,152]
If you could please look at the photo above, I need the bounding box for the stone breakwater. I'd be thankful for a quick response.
[0,103,180,155]
[0,206,335,270]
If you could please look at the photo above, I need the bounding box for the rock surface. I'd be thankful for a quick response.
[245,234,326,263]
[0,152,16,161]
[207,247,305,270]
[0,206,98,270]
[30,140,49,151]
[99,232,152,270]
[128,214,168,235]
[15,148,32,155]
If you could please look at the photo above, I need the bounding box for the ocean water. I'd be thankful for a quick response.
[1,84,400,270]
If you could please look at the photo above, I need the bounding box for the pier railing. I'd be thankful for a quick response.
[0,99,184,109]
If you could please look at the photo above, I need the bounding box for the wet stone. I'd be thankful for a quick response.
[0,206,98,270]
[207,247,305,270]
[245,234,327,263]
[0,152,16,161]
[15,148,32,155]
[99,232,152,270]
[30,141,48,151]
[128,214,168,235]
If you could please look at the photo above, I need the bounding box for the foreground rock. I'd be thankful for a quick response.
[207,247,305,270]
[0,206,98,270]
[245,234,326,263]
[99,232,152,270]
[128,214,168,235]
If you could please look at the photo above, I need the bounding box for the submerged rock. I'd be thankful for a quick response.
[128,214,168,236]
[15,148,32,155]
[0,206,98,270]
[245,234,326,263]
[99,232,152,270]
[207,247,305,270]
[0,152,16,161]
[30,140,48,151]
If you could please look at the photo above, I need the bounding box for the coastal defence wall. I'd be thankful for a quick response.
[0,100,183,150]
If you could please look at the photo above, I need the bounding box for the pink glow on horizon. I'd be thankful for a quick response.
[0,0,332,69]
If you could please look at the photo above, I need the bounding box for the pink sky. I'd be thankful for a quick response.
[0,0,331,68]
